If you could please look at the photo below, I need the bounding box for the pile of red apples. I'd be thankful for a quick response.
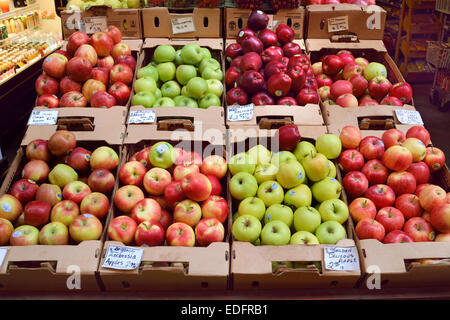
[108,142,229,248]
[312,51,413,108]
[224,10,319,107]
[338,125,449,244]
[308,0,376,4]
[36,26,135,109]
[0,130,120,246]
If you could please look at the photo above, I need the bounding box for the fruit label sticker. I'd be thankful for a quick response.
[128,109,156,124]
[327,16,349,33]
[227,104,254,122]
[394,109,424,125]
[102,245,144,270]
[84,16,108,34]
[324,246,360,271]
[171,16,196,35]
[27,110,59,126]
[156,143,170,155]
[0,248,7,269]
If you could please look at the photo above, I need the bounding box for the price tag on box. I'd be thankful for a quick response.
[27,110,59,126]
[0,248,8,269]
[324,246,360,271]
[395,109,424,125]
[84,16,108,34]
[102,245,144,270]
[128,109,156,124]
[227,104,254,122]
[171,16,196,35]
[328,16,349,33]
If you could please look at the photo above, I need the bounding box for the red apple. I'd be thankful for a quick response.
[43,53,68,79]
[288,54,310,71]
[267,73,291,98]
[349,74,368,97]
[315,74,333,88]
[110,63,133,86]
[407,162,430,185]
[119,161,147,186]
[135,220,165,246]
[225,43,243,63]
[90,31,114,57]
[403,217,435,242]
[201,195,229,224]
[115,54,137,71]
[24,200,51,228]
[230,56,243,69]
[104,25,122,44]
[258,29,278,48]
[282,42,302,58]
[59,76,82,94]
[387,171,417,196]
[114,185,145,214]
[181,173,212,202]
[82,79,106,103]
[10,179,39,204]
[75,44,98,67]
[35,184,62,208]
[143,168,172,196]
[0,218,14,245]
[430,203,450,233]
[90,67,109,85]
[236,28,256,45]
[349,197,377,223]
[91,91,117,109]
[395,193,423,219]
[22,160,50,184]
[322,55,344,75]
[59,91,88,108]
[419,185,447,212]
[383,230,414,244]
[97,55,115,70]
[287,65,306,92]
[337,52,355,66]
[296,88,319,105]
[330,80,353,100]
[381,128,406,149]
[26,139,51,162]
[261,46,283,65]
[239,70,265,94]
[241,35,264,54]
[276,24,294,44]
[108,81,131,106]
[382,145,413,172]
[131,198,161,225]
[35,74,59,96]
[195,218,225,247]
[108,215,137,245]
[36,94,59,108]
[79,192,109,219]
[111,42,131,61]
[424,147,446,172]
[360,136,385,160]
[365,184,396,209]
[166,222,195,247]
[206,175,222,196]
[342,62,363,80]
[226,87,248,105]
[343,171,369,199]
[336,93,358,108]
[164,180,186,209]
[361,159,389,185]
[251,91,275,106]
[225,66,241,88]
[380,96,403,106]
[66,31,90,56]
[406,126,431,146]
[339,126,362,149]
[67,56,93,82]
[159,209,172,230]
[339,149,365,172]
[277,96,298,106]
[355,218,385,242]
[277,124,301,151]
[62,181,91,204]
[389,82,413,104]
[67,147,92,173]
[376,206,405,233]
[368,76,392,100]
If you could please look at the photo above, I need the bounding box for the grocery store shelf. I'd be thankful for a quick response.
[0,3,40,21]
[400,41,427,59]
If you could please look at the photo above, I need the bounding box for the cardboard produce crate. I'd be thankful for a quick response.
[61,6,143,40]
[305,4,415,126]
[130,38,225,122]
[228,125,362,290]
[98,116,230,291]
[0,108,126,291]
[142,7,221,38]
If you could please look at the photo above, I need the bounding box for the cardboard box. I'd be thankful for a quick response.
[228,125,362,290]
[224,8,306,40]
[142,8,221,39]
[353,165,450,288]
[97,118,230,291]
[61,6,142,40]
[0,109,126,291]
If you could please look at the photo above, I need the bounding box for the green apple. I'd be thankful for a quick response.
[238,197,266,221]
[154,88,162,100]
[232,214,261,242]
[181,85,189,97]
[174,49,183,66]
[199,93,221,109]
[257,181,284,207]
[315,221,346,244]
[229,172,258,201]
[104,0,121,8]
[327,160,337,178]
[180,43,203,65]
[364,62,387,81]
[201,67,223,81]
[228,152,255,175]
[156,62,176,82]
[48,164,78,188]
[206,79,223,97]
[137,65,158,82]
[153,97,175,107]
[264,204,293,227]
[254,163,278,184]
[294,141,317,163]
[271,151,297,168]
[232,212,240,223]
[318,199,349,224]
[153,45,176,63]
[148,142,175,169]
[127,0,139,8]
[247,145,271,165]
[290,230,320,245]
[132,91,156,108]
[199,58,221,74]
[186,77,208,99]
[311,177,342,203]
[173,95,184,105]
[161,81,181,99]
[293,206,321,233]
[284,184,312,209]
[261,221,291,246]
[174,96,198,108]
[315,134,342,160]
[133,77,157,94]
[276,158,306,189]
[176,65,197,85]
[200,47,212,60]
[301,152,329,182]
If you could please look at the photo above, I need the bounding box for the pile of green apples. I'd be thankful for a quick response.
[230,133,351,246]
[132,44,224,109]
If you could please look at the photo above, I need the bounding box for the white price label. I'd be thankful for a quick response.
[324,246,360,271]
[328,16,349,33]
[171,16,196,35]
[27,110,59,126]
[0,248,8,269]
[227,104,254,122]
[128,109,156,124]
[84,16,108,34]
[395,109,424,125]
[102,245,143,270]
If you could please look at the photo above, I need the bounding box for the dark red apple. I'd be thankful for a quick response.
[236,28,256,45]
[277,125,301,151]
[261,46,284,65]
[258,29,278,48]
[267,73,292,98]
[276,24,295,44]
[225,43,243,63]
[296,88,319,106]
[240,52,262,72]
[264,61,287,81]
[287,65,306,92]
[277,97,298,106]
[241,36,264,54]
[238,70,265,94]
[251,92,275,106]
[343,171,369,199]
[247,10,269,31]
[226,88,249,105]
[283,42,302,58]
[225,66,242,88]
[362,159,389,185]
[322,55,344,75]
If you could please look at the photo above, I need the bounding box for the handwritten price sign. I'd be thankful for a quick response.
[171,17,196,35]
[227,104,254,122]
[102,245,143,270]
[324,246,360,271]
[84,16,108,34]
[128,109,156,124]
[27,110,59,126]
[328,16,349,33]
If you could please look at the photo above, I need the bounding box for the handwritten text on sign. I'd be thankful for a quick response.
[0,248,7,269]
[227,104,254,122]
[395,109,424,125]
[102,245,143,270]
[328,16,349,33]
[27,110,59,125]
[324,246,360,271]
[171,16,196,35]
[84,16,108,34]
[128,109,156,124]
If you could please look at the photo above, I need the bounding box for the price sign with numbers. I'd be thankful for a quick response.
[227,104,254,122]
[328,16,349,33]
[102,245,143,270]
[395,109,424,125]
[324,246,360,271]
[171,16,196,35]
[27,110,59,126]
[84,16,108,34]
[128,109,156,124]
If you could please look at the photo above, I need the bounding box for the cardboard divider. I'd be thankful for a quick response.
[60,6,143,40]
[228,125,362,290]
[97,122,230,291]
[224,8,306,40]
[142,8,221,38]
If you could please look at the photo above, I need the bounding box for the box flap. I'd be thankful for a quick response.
[123,39,143,52]
[144,37,223,51]
[128,106,224,125]
[306,39,387,52]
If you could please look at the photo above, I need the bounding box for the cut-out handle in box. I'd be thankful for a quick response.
[157,119,194,132]
[358,117,396,130]
[330,33,359,43]
[57,117,95,131]
[257,116,294,129]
